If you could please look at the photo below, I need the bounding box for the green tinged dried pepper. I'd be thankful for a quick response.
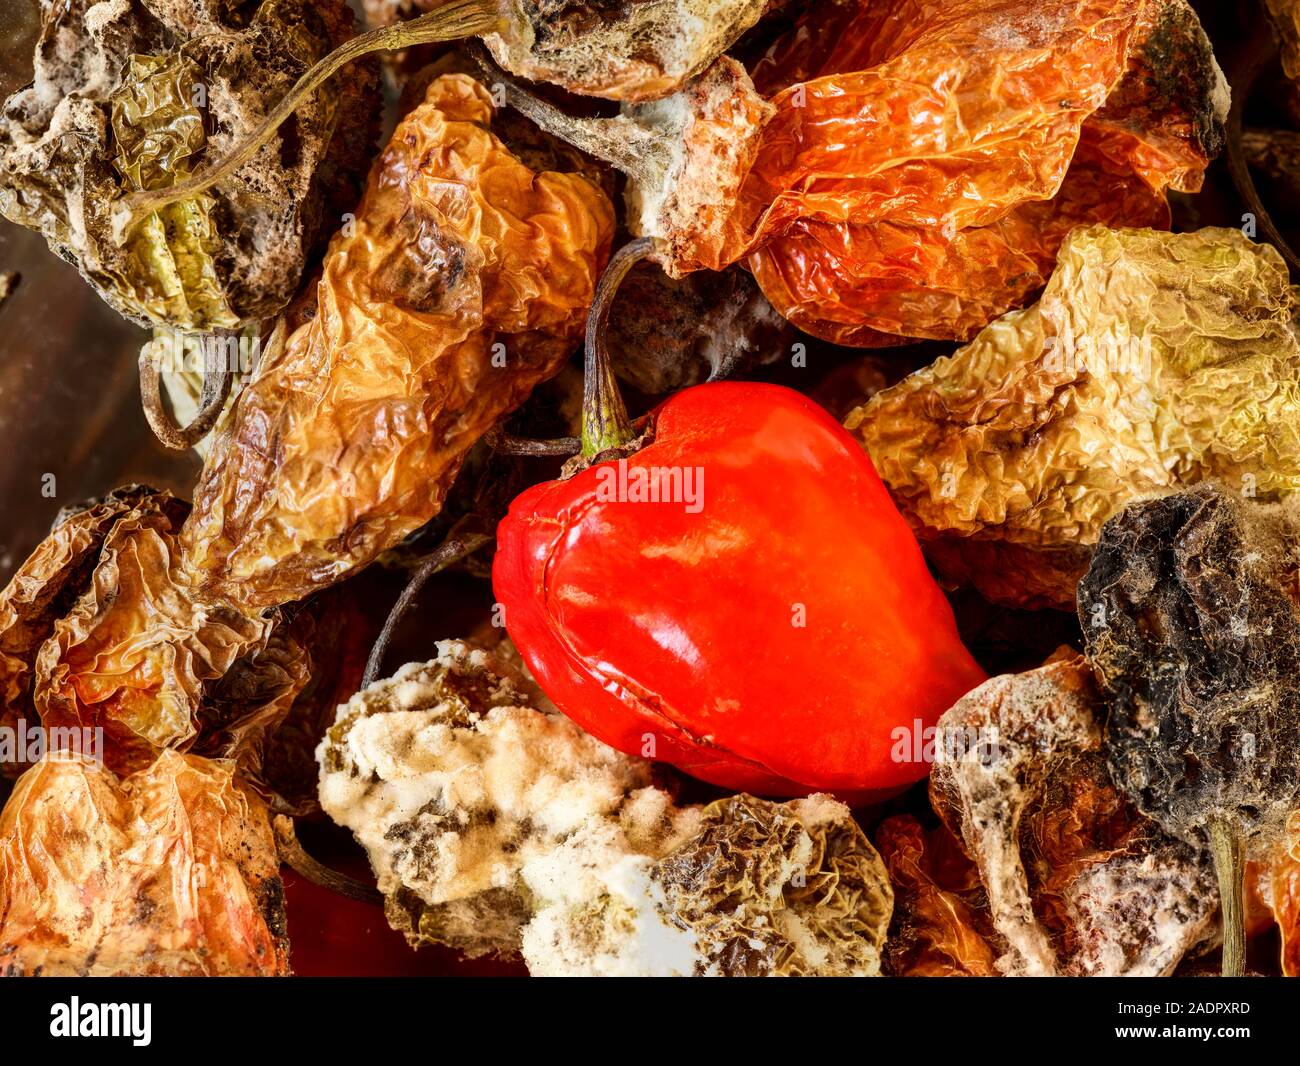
[0,0,377,332]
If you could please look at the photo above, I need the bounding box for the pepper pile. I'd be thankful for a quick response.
[1,0,1298,981]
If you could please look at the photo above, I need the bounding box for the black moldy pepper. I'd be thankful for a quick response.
[1078,483,1300,975]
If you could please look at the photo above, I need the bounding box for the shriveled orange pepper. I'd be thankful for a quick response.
[180,74,614,609]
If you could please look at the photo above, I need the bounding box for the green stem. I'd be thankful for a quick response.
[1207,813,1245,977]
[581,238,654,458]
[112,0,508,241]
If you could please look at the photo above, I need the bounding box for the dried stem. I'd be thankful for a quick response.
[468,42,665,178]
[113,0,508,240]
[273,815,383,907]
[362,531,492,689]
[581,238,654,457]
[484,426,581,457]
[1207,813,1245,978]
[138,339,232,449]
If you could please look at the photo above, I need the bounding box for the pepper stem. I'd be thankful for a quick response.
[468,42,665,179]
[362,531,492,689]
[581,238,654,458]
[1207,813,1245,977]
[111,0,508,241]
[273,815,383,907]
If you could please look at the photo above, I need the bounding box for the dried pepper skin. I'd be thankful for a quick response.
[0,751,288,976]
[701,0,1225,344]
[645,793,893,978]
[33,492,272,774]
[928,653,1217,976]
[0,487,301,776]
[0,0,377,332]
[318,640,894,976]
[875,815,999,978]
[0,486,165,775]
[179,74,614,610]
[1079,486,1300,855]
[848,225,1300,609]
[1264,812,1300,976]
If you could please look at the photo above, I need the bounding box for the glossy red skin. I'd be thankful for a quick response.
[493,382,986,797]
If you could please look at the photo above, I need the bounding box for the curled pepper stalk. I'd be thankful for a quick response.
[483,236,655,463]
[362,530,493,689]
[469,44,670,197]
[273,815,383,908]
[110,0,509,240]
[138,343,232,450]
[1225,32,1300,273]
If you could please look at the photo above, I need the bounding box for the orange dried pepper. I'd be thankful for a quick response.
[735,0,1226,343]
[0,750,288,976]
[179,74,614,609]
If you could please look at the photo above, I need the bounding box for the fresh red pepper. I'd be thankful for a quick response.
[493,377,987,798]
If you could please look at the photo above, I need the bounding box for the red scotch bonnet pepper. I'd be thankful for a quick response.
[493,373,987,798]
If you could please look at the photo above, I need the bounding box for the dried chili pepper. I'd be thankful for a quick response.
[318,639,894,975]
[1078,485,1300,975]
[0,0,377,333]
[1263,812,1300,976]
[491,0,1224,344]
[0,750,289,976]
[0,487,319,776]
[491,240,986,797]
[0,486,162,775]
[33,492,273,773]
[929,652,1217,976]
[109,0,772,238]
[849,225,1300,610]
[178,73,614,610]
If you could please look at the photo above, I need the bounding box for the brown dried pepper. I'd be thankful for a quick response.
[179,73,614,609]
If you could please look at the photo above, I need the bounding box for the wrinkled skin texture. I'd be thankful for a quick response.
[319,641,892,975]
[0,0,376,331]
[849,226,1300,609]
[0,487,313,777]
[494,381,987,796]
[1079,486,1300,855]
[700,0,1226,344]
[180,74,614,609]
[875,815,999,977]
[0,486,164,775]
[0,751,288,976]
[1264,812,1300,976]
[928,653,1217,976]
[650,793,893,977]
[1268,0,1300,79]
[34,492,272,773]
